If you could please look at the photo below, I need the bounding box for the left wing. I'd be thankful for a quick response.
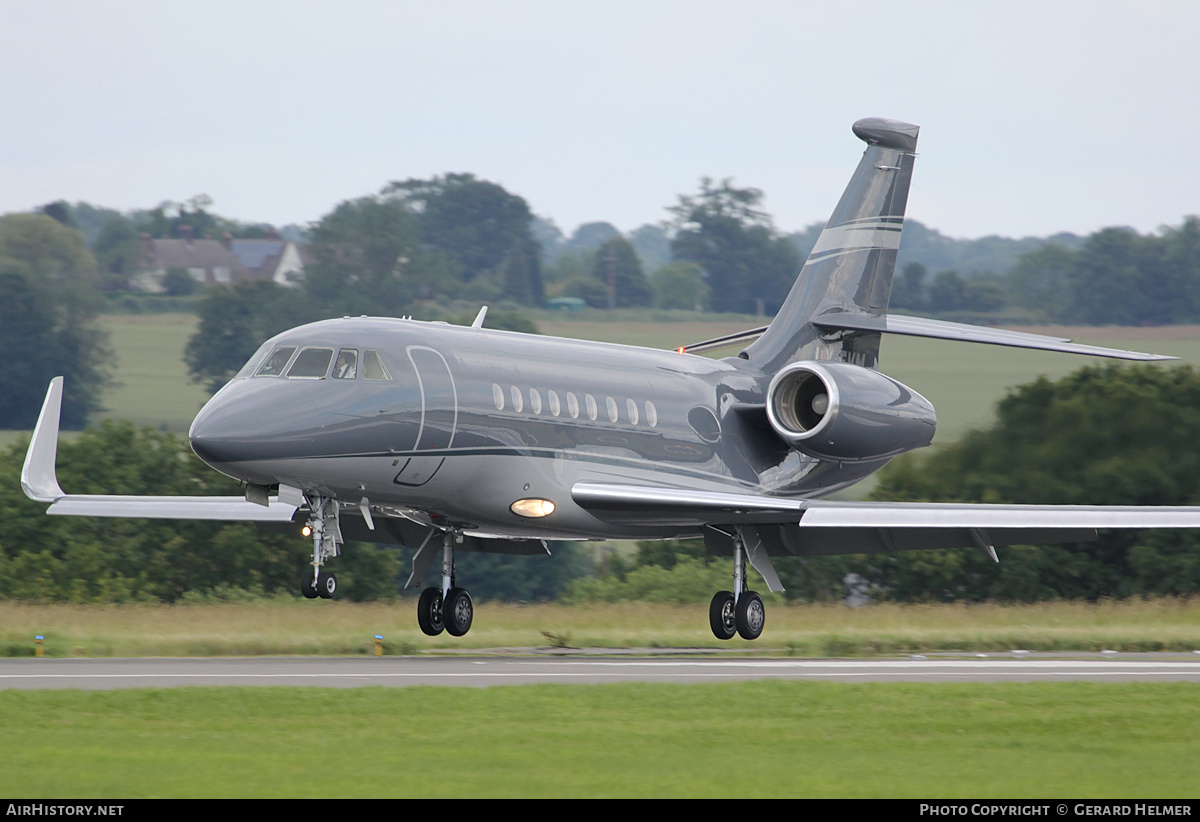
[21,377,298,522]
[572,482,1200,558]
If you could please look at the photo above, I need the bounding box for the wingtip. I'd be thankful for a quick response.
[20,377,66,503]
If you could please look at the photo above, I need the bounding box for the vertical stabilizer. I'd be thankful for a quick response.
[743,118,919,373]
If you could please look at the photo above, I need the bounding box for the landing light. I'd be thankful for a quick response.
[301,525,312,537]
[510,498,556,518]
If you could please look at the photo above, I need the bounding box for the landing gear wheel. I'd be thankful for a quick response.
[417,587,445,636]
[709,591,737,640]
[317,571,337,599]
[735,591,765,641]
[444,587,474,637]
[300,575,319,599]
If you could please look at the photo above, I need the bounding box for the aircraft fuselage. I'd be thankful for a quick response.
[188,317,888,540]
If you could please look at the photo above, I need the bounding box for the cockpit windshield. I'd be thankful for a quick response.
[248,343,393,381]
[286,347,335,378]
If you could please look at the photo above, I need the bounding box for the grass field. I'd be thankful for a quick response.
[1,681,1197,797]
[5,599,1199,658]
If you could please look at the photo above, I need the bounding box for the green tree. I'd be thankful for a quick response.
[0,214,113,428]
[384,173,543,304]
[927,269,968,312]
[1068,228,1161,325]
[590,236,652,308]
[890,262,928,311]
[184,279,314,394]
[867,364,1200,601]
[1007,244,1076,320]
[0,424,399,603]
[92,215,143,291]
[651,261,708,310]
[669,178,799,315]
[304,196,434,313]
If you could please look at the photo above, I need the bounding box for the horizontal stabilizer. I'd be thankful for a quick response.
[811,313,1178,361]
[22,378,298,522]
[679,316,1176,361]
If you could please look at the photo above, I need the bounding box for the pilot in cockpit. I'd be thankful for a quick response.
[333,350,358,380]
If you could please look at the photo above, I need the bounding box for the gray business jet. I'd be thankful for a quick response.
[21,118,1200,640]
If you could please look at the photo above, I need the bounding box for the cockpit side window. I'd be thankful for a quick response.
[333,349,358,379]
[286,347,334,379]
[237,341,275,378]
[255,346,297,377]
[362,349,392,380]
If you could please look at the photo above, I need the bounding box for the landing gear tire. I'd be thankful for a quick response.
[709,591,737,640]
[735,591,765,641]
[444,587,474,637]
[417,587,445,636]
[317,571,337,599]
[301,575,319,599]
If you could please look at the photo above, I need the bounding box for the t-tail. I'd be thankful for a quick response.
[742,117,919,373]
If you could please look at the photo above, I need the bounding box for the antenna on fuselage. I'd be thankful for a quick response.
[471,306,488,328]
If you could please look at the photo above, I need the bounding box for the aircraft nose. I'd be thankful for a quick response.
[188,386,256,468]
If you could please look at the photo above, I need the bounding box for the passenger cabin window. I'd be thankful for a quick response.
[256,346,296,377]
[362,350,392,380]
[333,349,358,379]
[287,347,334,379]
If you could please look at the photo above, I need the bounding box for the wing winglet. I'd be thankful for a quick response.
[20,378,298,523]
[21,377,66,503]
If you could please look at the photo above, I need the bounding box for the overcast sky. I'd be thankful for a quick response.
[2,1,1196,240]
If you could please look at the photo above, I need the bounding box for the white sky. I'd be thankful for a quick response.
[1,0,1196,240]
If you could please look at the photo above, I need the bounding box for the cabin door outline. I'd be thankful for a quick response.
[393,346,458,487]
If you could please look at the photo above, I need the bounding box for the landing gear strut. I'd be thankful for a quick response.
[299,495,340,600]
[709,533,764,641]
[417,530,474,637]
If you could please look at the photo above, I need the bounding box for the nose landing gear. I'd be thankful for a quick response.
[299,495,341,600]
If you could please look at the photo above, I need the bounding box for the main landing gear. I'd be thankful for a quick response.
[416,530,474,637]
[709,534,765,641]
[417,528,472,638]
[300,495,340,600]
[297,495,476,638]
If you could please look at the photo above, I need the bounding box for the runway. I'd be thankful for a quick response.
[2,653,1199,689]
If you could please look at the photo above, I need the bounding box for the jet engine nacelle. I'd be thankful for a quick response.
[765,361,936,462]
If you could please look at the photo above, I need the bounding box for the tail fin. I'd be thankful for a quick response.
[743,117,919,373]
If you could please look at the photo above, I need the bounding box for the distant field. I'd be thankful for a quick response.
[3,314,1198,452]
[98,313,209,432]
